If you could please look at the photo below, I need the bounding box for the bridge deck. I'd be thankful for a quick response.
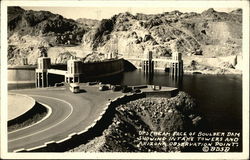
[47,69,67,76]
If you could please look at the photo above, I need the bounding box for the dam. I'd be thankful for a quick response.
[35,57,125,87]
[8,50,183,89]
[8,58,124,89]
[124,50,183,76]
[34,50,183,88]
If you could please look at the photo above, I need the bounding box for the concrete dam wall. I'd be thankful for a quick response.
[8,59,124,90]
[81,59,124,80]
[8,66,37,90]
[125,59,171,70]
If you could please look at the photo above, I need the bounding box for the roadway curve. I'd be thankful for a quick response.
[8,85,123,152]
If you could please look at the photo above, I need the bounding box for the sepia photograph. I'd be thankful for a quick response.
[1,0,249,159]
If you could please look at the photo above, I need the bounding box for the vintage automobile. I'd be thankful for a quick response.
[69,83,80,93]
[99,85,109,91]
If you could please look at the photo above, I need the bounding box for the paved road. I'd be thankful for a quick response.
[8,84,123,152]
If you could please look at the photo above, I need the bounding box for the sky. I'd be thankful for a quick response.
[22,7,237,20]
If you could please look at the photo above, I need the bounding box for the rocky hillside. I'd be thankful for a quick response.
[8,7,242,70]
[8,7,86,43]
[76,18,99,30]
[8,6,88,65]
[82,8,242,58]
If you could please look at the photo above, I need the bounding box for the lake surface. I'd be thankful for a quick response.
[102,70,242,132]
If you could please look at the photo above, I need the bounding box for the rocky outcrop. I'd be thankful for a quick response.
[8,7,86,39]
[8,7,242,69]
[7,6,89,65]
[81,8,242,60]
[8,34,50,65]
[76,18,99,29]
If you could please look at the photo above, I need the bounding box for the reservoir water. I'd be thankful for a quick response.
[102,70,242,132]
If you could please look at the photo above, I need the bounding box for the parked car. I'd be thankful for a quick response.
[131,89,141,93]
[112,85,122,92]
[122,85,132,93]
[54,82,64,87]
[87,81,98,86]
[99,85,109,91]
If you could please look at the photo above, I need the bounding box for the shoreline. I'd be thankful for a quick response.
[184,70,242,75]
[151,68,242,75]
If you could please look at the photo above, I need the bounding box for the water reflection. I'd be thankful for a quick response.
[168,74,183,89]
[110,70,242,131]
[143,72,154,85]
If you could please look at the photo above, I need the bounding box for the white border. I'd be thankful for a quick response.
[1,0,249,159]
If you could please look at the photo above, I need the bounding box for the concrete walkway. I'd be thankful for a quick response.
[8,94,35,121]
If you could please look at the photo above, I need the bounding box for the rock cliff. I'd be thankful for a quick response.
[8,6,88,65]
[81,9,242,58]
[8,7,242,73]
